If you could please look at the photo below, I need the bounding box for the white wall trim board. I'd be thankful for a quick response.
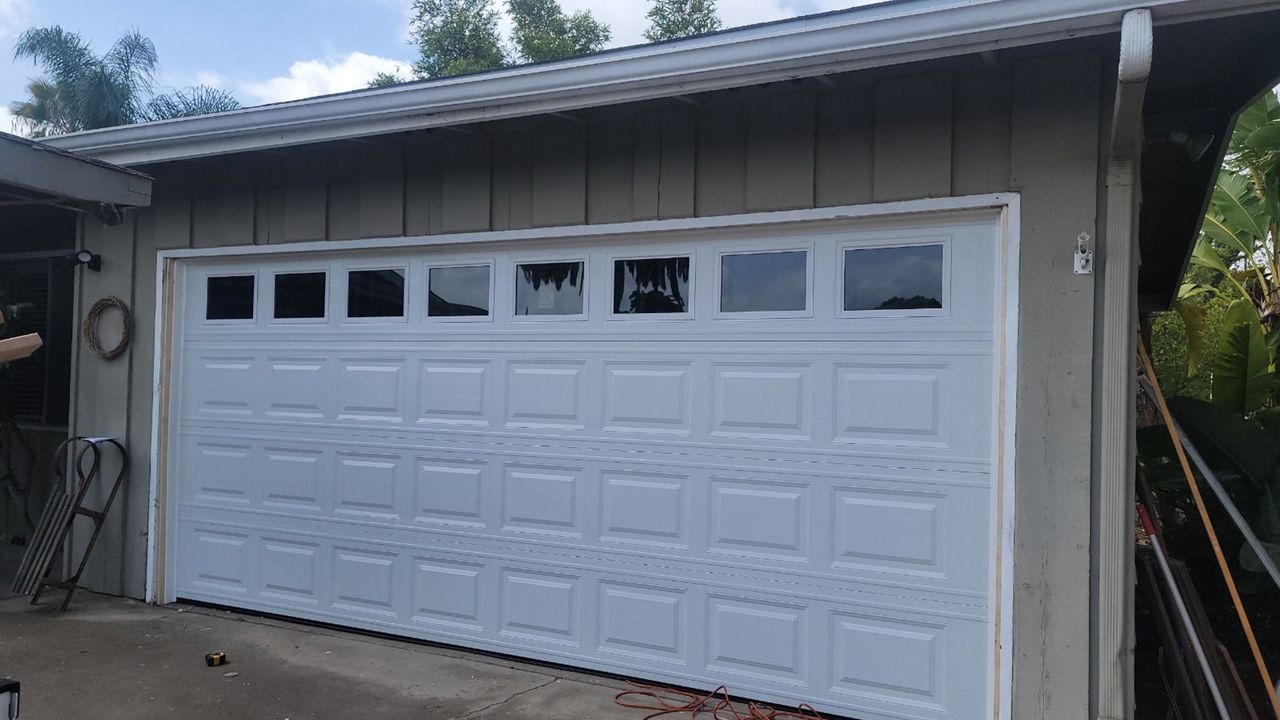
[146,193,1021,717]
[43,0,1275,165]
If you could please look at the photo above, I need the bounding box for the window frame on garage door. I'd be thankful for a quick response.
[145,193,1021,720]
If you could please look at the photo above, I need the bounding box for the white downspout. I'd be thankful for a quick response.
[1096,8,1151,720]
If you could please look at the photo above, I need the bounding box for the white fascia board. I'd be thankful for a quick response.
[43,0,1277,166]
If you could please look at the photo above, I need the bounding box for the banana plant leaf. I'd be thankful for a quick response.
[1168,396,1280,573]
[1210,299,1275,414]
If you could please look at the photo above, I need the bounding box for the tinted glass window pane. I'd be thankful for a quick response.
[274,272,327,319]
[347,269,405,318]
[206,275,255,320]
[429,265,490,317]
[515,261,584,316]
[719,251,807,313]
[843,245,944,311]
[613,257,690,314]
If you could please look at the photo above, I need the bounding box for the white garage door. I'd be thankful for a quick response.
[169,209,1006,720]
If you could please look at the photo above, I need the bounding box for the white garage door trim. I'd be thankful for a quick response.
[145,193,1020,720]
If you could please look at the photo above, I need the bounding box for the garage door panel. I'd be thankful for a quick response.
[182,345,992,463]
[176,515,986,720]
[175,214,1004,719]
[177,429,990,594]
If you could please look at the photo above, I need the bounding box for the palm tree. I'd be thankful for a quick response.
[13,26,158,132]
[7,79,75,137]
[140,84,241,122]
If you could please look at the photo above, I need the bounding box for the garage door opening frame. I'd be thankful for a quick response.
[144,192,1021,720]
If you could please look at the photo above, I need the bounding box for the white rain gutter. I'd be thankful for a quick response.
[42,0,1275,166]
[1096,9,1152,720]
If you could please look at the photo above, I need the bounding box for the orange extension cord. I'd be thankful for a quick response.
[615,682,825,720]
[1139,337,1280,720]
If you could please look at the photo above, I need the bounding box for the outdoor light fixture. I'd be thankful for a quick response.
[0,679,18,719]
[70,249,102,272]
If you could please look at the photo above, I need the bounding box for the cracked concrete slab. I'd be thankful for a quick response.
[0,593,633,720]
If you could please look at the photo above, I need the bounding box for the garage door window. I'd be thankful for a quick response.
[347,268,406,318]
[274,271,327,320]
[718,250,808,315]
[842,244,945,314]
[612,256,690,316]
[206,275,255,320]
[514,261,585,317]
[428,264,491,318]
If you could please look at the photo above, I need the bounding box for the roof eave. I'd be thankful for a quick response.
[42,0,1279,166]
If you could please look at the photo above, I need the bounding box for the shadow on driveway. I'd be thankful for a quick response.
[0,593,638,720]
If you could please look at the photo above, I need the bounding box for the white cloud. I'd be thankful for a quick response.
[240,51,413,105]
[0,0,30,39]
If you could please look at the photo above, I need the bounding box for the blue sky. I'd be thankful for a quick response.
[0,0,869,132]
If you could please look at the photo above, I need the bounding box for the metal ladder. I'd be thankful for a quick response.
[10,437,127,610]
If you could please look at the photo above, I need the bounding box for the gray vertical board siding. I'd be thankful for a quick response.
[532,121,587,228]
[137,164,192,249]
[359,143,405,238]
[632,109,662,220]
[328,142,404,240]
[953,66,1013,196]
[746,91,816,212]
[587,115,634,225]
[70,215,137,595]
[696,100,747,217]
[404,132,442,236]
[873,71,953,202]
[1009,49,1101,720]
[283,152,328,243]
[658,107,697,219]
[441,132,492,234]
[191,156,255,247]
[500,126,535,231]
[815,84,874,207]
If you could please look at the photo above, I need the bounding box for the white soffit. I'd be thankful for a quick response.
[43,0,1276,166]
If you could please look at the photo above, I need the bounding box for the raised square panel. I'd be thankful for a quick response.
[603,364,691,434]
[265,358,326,418]
[501,570,579,645]
[262,448,321,512]
[831,612,946,707]
[708,596,806,682]
[194,357,254,416]
[599,582,685,661]
[338,360,405,422]
[189,529,249,593]
[336,453,401,520]
[712,365,809,439]
[506,363,584,429]
[503,466,580,537]
[419,362,489,425]
[710,478,808,561]
[260,537,319,604]
[412,557,483,630]
[333,548,398,617]
[416,459,485,527]
[835,365,945,446]
[187,442,251,505]
[600,471,687,548]
[833,488,943,572]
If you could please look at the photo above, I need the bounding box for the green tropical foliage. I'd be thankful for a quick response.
[1147,91,1280,584]
[12,26,158,132]
[140,84,241,122]
[367,70,410,88]
[507,0,610,64]
[410,0,507,78]
[9,25,241,135]
[643,0,723,42]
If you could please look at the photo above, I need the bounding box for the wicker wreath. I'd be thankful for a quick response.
[82,296,132,360]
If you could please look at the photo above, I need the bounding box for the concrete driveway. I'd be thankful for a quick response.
[0,593,641,720]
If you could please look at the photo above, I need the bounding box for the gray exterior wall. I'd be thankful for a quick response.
[68,45,1108,720]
